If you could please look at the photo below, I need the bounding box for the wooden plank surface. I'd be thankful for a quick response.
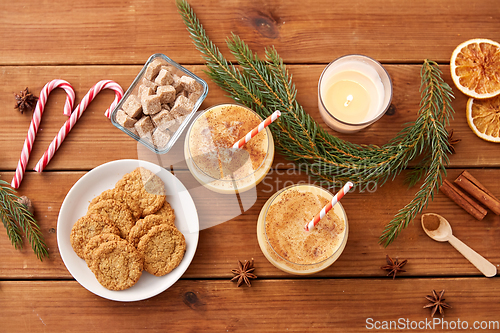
[2,168,499,279]
[0,64,496,173]
[2,0,500,331]
[0,1,499,65]
[1,279,499,332]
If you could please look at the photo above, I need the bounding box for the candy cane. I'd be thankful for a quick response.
[11,80,75,189]
[34,80,123,172]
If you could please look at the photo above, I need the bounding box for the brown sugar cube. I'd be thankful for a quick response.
[188,91,202,104]
[170,95,194,116]
[142,78,158,92]
[169,108,189,128]
[161,103,171,111]
[144,58,164,81]
[134,116,155,137]
[180,75,201,93]
[127,126,139,137]
[152,109,177,130]
[122,96,142,118]
[170,123,181,133]
[154,68,174,86]
[140,88,155,106]
[139,87,155,105]
[165,115,181,133]
[177,89,188,98]
[161,65,174,72]
[176,114,188,125]
[171,74,183,93]
[116,109,137,128]
[139,85,155,99]
[156,85,176,104]
[141,95,162,115]
[152,128,171,149]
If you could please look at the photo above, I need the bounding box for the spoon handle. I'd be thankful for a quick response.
[448,235,497,277]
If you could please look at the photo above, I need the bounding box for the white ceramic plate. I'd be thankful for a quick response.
[57,159,199,302]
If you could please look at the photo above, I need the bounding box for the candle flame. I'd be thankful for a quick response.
[344,94,353,107]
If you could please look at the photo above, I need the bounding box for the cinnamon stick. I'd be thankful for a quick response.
[454,170,500,215]
[440,179,487,220]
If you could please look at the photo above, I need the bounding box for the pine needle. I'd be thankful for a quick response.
[177,0,454,246]
[0,178,49,261]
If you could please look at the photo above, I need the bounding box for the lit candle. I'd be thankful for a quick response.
[318,55,392,133]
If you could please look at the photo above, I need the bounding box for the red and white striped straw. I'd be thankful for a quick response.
[304,181,354,232]
[232,110,281,149]
[34,80,123,172]
[11,79,75,189]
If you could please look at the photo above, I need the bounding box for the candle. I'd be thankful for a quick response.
[318,55,392,133]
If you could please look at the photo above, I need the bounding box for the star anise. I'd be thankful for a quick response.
[231,259,257,287]
[446,129,461,154]
[14,87,39,114]
[424,289,451,317]
[380,255,407,279]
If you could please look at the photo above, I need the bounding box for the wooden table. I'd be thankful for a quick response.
[1,0,500,331]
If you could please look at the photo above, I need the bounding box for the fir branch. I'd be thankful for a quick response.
[176,0,454,246]
[0,178,49,260]
[404,156,432,189]
[379,60,453,246]
[176,0,264,111]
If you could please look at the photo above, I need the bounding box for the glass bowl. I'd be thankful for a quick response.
[111,53,208,154]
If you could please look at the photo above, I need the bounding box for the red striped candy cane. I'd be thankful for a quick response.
[232,110,281,149]
[304,181,354,231]
[34,80,123,172]
[11,80,75,188]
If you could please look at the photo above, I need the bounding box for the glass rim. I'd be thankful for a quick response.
[317,54,393,127]
[186,103,273,183]
[263,183,348,267]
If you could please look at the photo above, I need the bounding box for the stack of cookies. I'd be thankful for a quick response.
[70,167,186,291]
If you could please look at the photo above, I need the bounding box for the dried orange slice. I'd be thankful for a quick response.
[466,95,500,142]
[451,38,500,99]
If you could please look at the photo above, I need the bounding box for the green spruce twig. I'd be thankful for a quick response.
[177,0,454,246]
[0,178,49,260]
[379,62,454,245]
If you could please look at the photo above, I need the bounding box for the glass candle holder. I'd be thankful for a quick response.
[318,55,393,133]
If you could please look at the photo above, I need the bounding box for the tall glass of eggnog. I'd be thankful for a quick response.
[184,104,275,194]
[257,184,348,275]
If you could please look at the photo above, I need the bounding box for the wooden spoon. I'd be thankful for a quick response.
[421,213,497,277]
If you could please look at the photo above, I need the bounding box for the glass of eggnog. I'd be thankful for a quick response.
[318,54,392,133]
[184,104,275,194]
[257,184,348,275]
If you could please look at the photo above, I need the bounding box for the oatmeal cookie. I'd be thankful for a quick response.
[88,188,141,220]
[70,214,120,259]
[150,200,175,225]
[128,215,175,247]
[87,199,135,239]
[90,240,144,291]
[137,224,186,276]
[115,167,166,217]
[84,233,124,262]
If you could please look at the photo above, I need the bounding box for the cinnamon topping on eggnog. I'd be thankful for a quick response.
[186,104,274,193]
[265,188,345,265]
